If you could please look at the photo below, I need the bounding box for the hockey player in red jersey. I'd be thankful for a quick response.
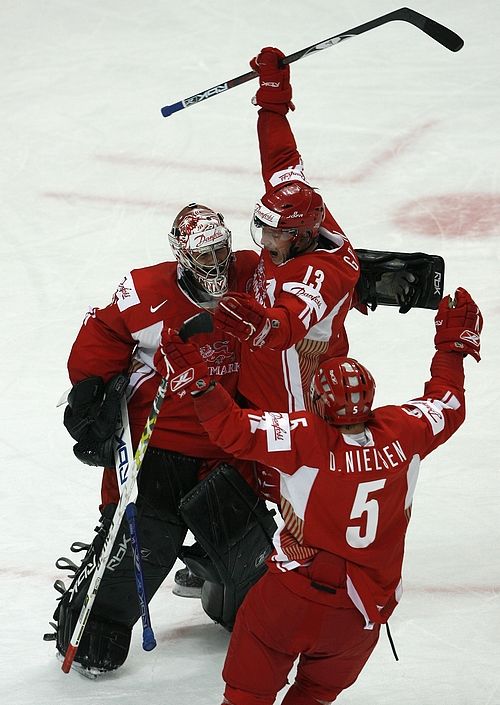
[45,204,276,676]
[158,286,482,705]
[213,47,441,507]
[67,204,256,484]
[213,47,361,416]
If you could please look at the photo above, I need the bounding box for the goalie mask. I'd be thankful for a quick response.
[251,182,325,263]
[170,203,232,302]
[312,357,375,426]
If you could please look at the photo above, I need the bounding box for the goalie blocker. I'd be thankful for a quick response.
[355,249,445,314]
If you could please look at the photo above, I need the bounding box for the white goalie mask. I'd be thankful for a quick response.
[169,203,232,299]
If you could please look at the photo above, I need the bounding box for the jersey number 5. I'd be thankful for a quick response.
[346,479,386,548]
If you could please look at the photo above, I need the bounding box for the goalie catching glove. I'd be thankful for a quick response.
[434,287,482,362]
[63,374,128,467]
[154,328,213,396]
[355,249,445,314]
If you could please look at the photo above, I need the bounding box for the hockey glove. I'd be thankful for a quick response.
[154,328,213,397]
[434,287,482,362]
[214,292,288,349]
[63,374,129,467]
[249,47,294,115]
[355,249,445,314]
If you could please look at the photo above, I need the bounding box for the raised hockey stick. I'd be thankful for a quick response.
[61,311,214,674]
[115,399,157,652]
[160,7,463,118]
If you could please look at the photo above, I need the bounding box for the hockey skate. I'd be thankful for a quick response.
[172,567,204,598]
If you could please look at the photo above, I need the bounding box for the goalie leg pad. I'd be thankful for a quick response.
[179,463,277,631]
[47,448,201,672]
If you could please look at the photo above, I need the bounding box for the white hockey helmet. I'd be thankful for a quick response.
[169,203,232,298]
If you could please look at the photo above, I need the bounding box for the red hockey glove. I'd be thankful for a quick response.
[214,292,287,349]
[153,328,213,397]
[249,47,294,115]
[434,287,483,362]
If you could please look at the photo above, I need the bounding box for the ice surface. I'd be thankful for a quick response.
[1,1,499,703]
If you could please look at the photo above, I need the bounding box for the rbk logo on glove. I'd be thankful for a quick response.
[170,368,195,393]
[459,330,481,348]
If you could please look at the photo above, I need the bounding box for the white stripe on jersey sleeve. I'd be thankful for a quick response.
[306,291,350,342]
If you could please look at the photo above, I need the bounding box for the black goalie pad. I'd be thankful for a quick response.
[355,248,445,314]
[44,448,201,674]
[179,463,277,630]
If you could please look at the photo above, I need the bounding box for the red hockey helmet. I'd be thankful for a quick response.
[251,182,325,255]
[312,357,376,425]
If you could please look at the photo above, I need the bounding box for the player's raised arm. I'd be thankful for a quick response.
[401,287,483,456]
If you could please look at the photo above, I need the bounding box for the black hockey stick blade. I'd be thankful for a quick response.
[160,7,463,117]
[397,7,464,52]
[178,311,213,341]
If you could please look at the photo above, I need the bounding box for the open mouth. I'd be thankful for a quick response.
[264,245,285,264]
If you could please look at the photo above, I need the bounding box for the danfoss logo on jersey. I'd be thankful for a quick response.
[268,412,287,442]
[276,170,304,184]
[288,285,323,308]
[112,276,133,304]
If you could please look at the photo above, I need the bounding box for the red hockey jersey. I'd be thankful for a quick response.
[238,109,360,412]
[194,350,466,626]
[67,251,258,458]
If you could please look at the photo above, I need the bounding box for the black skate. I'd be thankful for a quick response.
[172,567,204,598]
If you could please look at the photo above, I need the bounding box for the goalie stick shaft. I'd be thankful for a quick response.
[61,382,167,673]
[116,400,157,652]
[160,7,463,118]
[61,312,213,674]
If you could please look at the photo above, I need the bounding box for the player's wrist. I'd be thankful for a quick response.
[190,380,217,398]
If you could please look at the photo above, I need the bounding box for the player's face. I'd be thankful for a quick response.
[259,227,296,264]
[193,245,230,267]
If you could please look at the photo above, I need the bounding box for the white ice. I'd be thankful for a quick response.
[1,1,499,703]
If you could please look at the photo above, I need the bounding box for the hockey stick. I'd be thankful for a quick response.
[115,399,157,651]
[160,7,463,118]
[61,311,214,674]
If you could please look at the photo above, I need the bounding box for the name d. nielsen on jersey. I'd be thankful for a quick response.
[329,439,407,473]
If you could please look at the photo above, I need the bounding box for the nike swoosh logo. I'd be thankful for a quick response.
[150,298,168,313]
